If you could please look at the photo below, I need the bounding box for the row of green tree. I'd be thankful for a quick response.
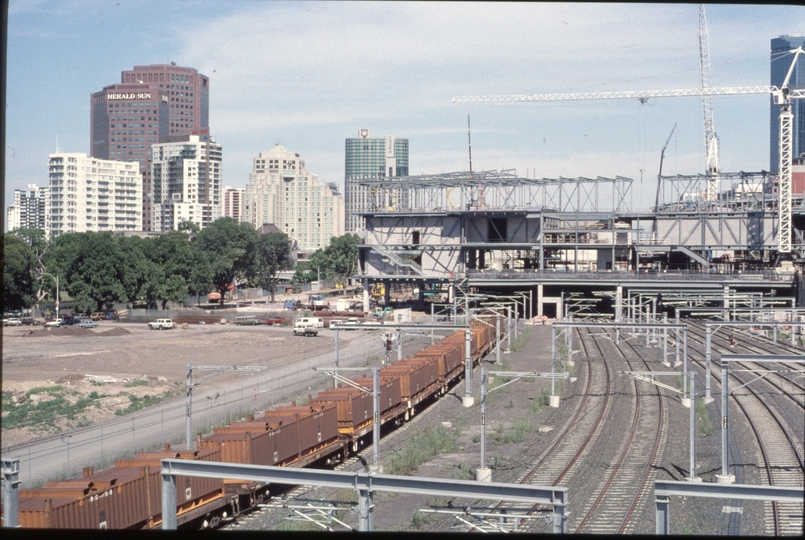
[3,218,360,314]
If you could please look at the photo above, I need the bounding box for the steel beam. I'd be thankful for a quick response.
[160,460,568,531]
[655,480,803,501]
[2,459,20,528]
[654,481,803,535]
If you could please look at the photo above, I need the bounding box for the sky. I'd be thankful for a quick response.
[4,1,804,229]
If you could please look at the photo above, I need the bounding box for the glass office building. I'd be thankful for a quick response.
[345,129,408,233]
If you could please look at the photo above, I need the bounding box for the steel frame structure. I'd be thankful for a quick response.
[356,171,633,214]
[159,459,570,532]
[654,480,803,535]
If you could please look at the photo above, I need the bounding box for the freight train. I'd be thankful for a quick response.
[2,322,497,530]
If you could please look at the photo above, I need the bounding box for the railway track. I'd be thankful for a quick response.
[570,326,667,534]
[682,320,804,536]
[462,322,669,534]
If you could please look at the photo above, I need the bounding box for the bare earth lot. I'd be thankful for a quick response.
[1,321,341,448]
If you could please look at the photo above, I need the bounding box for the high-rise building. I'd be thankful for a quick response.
[7,184,49,233]
[770,34,805,173]
[222,186,246,221]
[151,135,222,233]
[244,144,344,250]
[345,129,408,232]
[91,64,210,231]
[47,153,142,238]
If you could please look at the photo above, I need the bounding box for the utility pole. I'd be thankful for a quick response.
[185,364,266,450]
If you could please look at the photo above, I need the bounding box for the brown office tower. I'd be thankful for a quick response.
[91,64,210,231]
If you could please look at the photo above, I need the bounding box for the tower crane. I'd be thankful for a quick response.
[698,4,719,201]
[452,48,804,253]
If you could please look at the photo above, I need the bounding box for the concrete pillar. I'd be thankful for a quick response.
[383,280,391,307]
[537,284,544,318]
[363,279,370,314]
[615,285,622,322]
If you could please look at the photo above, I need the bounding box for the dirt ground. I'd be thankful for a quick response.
[1,320,345,448]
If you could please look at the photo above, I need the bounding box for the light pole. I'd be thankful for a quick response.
[40,272,59,319]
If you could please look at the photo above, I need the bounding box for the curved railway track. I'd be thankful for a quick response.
[682,320,804,536]
[468,323,669,534]
[221,319,802,534]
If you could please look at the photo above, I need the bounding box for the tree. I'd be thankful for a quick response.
[292,261,316,284]
[3,233,37,310]
[254,232,292,302]
[194,218,259,306]
[143,230,212,308]
[46,232,131,312]
[10,228,52,315]
[317,234,360,293]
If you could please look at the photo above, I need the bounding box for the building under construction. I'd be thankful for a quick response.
[353,169,805,318]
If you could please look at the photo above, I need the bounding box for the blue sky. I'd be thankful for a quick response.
[4,2,804,229]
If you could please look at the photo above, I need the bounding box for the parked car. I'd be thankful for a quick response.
[20,317,40,326]
[148,318,174,330]
[3,318,22,327]
[44,318,63,328]
[293,321,318,337]
[79,320,99,329]
[90,312,107,321]
[61,318,82,326]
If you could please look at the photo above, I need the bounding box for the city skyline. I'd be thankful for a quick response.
[5,2,804,231]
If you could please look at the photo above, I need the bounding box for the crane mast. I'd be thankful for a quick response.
[698,5,719,201]
[452,53,805,254]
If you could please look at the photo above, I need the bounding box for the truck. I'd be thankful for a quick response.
[293,321,318,337]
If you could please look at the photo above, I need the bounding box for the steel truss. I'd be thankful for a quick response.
[655,171,774,212]
[356,171,633,213]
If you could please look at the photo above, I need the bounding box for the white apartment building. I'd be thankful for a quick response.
[48,153,141,238]
[245,144,344,250]
[7,183,49,233]
[151,135,222,232]
[221,186,245,221]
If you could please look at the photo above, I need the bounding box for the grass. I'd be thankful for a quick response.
[451,461,475,481]
[490,415,534,444]
[1,392,98,432]
[114,391,176,416]
[386,424,461,476]
[529,388,551,412]
[27,385,63,395]
[510,325,532,353]
[124,379,150,388]
[696,397,713,437]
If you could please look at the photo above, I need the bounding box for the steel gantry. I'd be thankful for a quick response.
[702,321,805,402]
[159,459,570,532]
[654,481,803,535]
[716,354,805,485]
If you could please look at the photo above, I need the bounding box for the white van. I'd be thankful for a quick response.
[297,317,324,328]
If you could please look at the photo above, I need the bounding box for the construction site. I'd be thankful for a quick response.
[352,8,805,321]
